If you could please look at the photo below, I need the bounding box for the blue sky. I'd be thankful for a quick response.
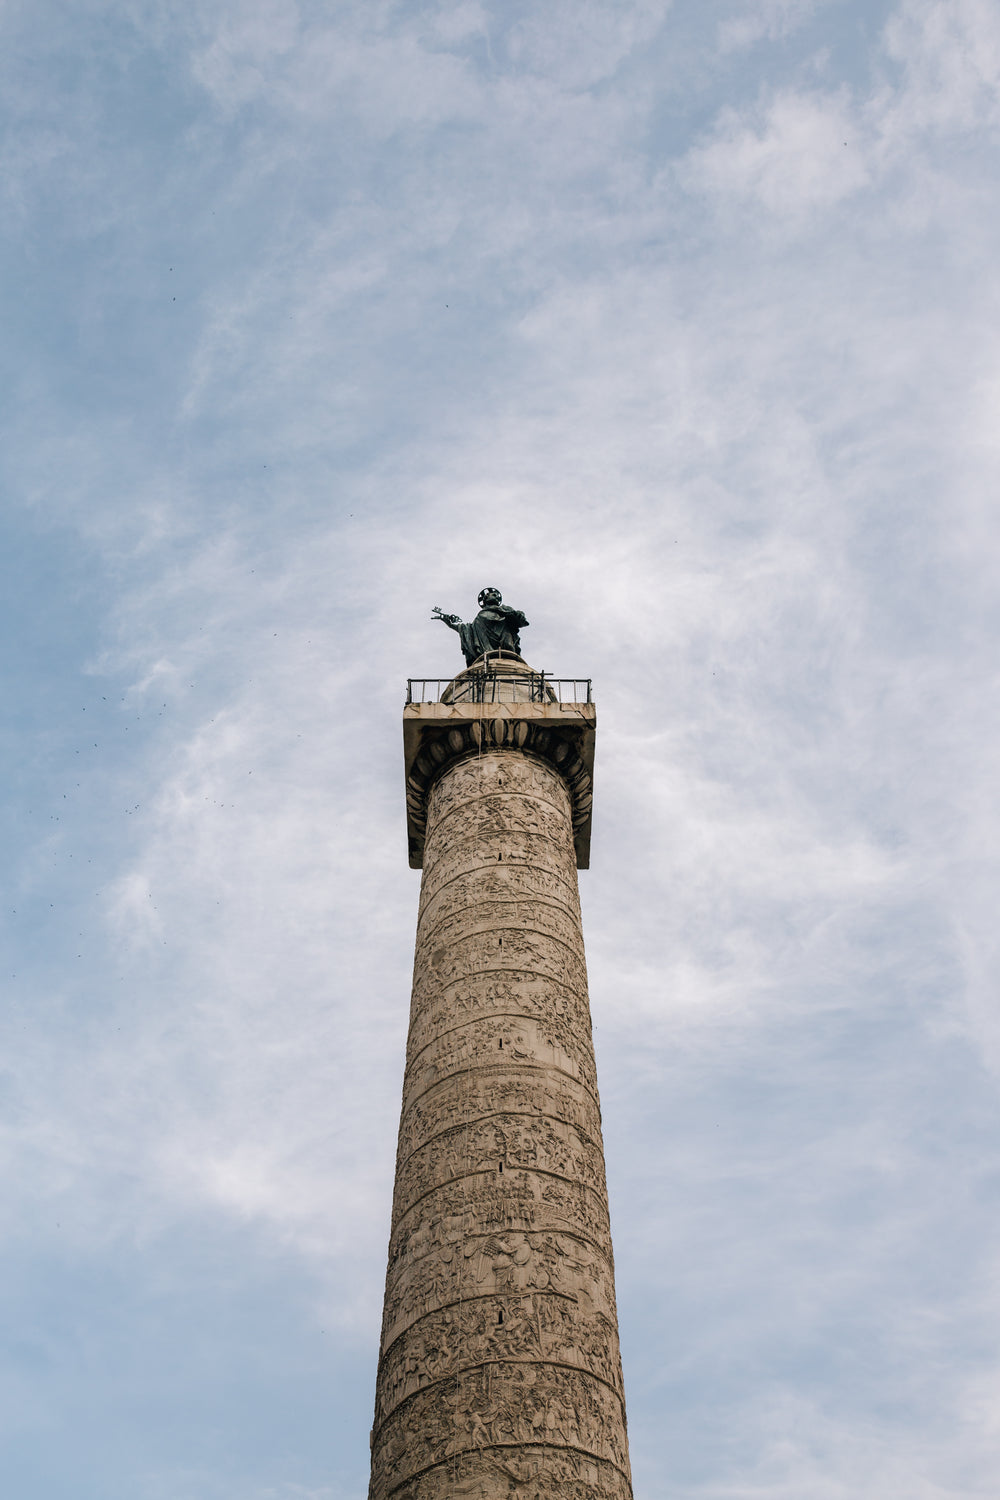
[2,1,999,1496]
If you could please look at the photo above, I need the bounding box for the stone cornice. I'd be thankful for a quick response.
[403,700,597,869]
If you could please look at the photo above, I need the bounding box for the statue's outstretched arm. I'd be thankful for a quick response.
[432,606,461,632]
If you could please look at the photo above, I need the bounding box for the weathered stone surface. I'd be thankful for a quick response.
[384,1449,629,1500]
[374,1362,629,1492]
[394,1066,602,1166]
[402,1013,596,1105]
[379,1228,621,1356]
[392,1113,608,1217]
[376,1294,625,1422]
[419,826,580,893]
[370,740,630,1499]
[406,974,593,1057]
[402,682,597,868]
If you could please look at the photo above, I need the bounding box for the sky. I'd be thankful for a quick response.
[1,0,999,1496]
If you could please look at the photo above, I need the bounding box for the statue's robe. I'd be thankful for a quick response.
[458,605,528,666]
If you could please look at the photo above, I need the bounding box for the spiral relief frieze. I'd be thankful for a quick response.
[371,743,630,1499]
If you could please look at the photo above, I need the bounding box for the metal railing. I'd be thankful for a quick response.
[406,671,593,705]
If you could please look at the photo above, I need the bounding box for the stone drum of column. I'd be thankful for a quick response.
[369,748,632,1500]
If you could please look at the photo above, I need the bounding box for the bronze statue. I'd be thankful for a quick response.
[432,587,529,666]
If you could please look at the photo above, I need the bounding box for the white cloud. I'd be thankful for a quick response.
[683,88,871,215]
[718,0,823,55]
[429,0,490,47]
[882,0,1000,136]
[505,0,672,89]
[190,0,301,109]
[685,0,1000,226]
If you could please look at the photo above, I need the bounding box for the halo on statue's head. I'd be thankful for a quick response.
[478,587,502,607]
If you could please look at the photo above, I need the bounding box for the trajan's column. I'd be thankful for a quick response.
[369,588,631,1500]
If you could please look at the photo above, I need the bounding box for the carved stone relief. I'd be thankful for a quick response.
[395,1065,603,1165]
[392,1112,608,1220]
[370,747,631,1500]
[375,1291,625,1423]
[401,1016,597,1105]
[372,1362,630,1495]
[418,863,582,932]
[383,1449,629,1500]
[419,828,580,897]
[388,1164,611,1249]
[381,1224,619,1346]
[405,973,596,1061]
[415,901,586,971]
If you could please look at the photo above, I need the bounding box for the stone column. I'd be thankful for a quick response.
[370,669,631,1500]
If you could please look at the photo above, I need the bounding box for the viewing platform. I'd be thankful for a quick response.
[406,650,592,706]
[402,652,596,869]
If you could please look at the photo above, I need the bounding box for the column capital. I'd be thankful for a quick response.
[403,699,596,870]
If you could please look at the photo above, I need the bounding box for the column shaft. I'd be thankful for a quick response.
[370,748,631,1500]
